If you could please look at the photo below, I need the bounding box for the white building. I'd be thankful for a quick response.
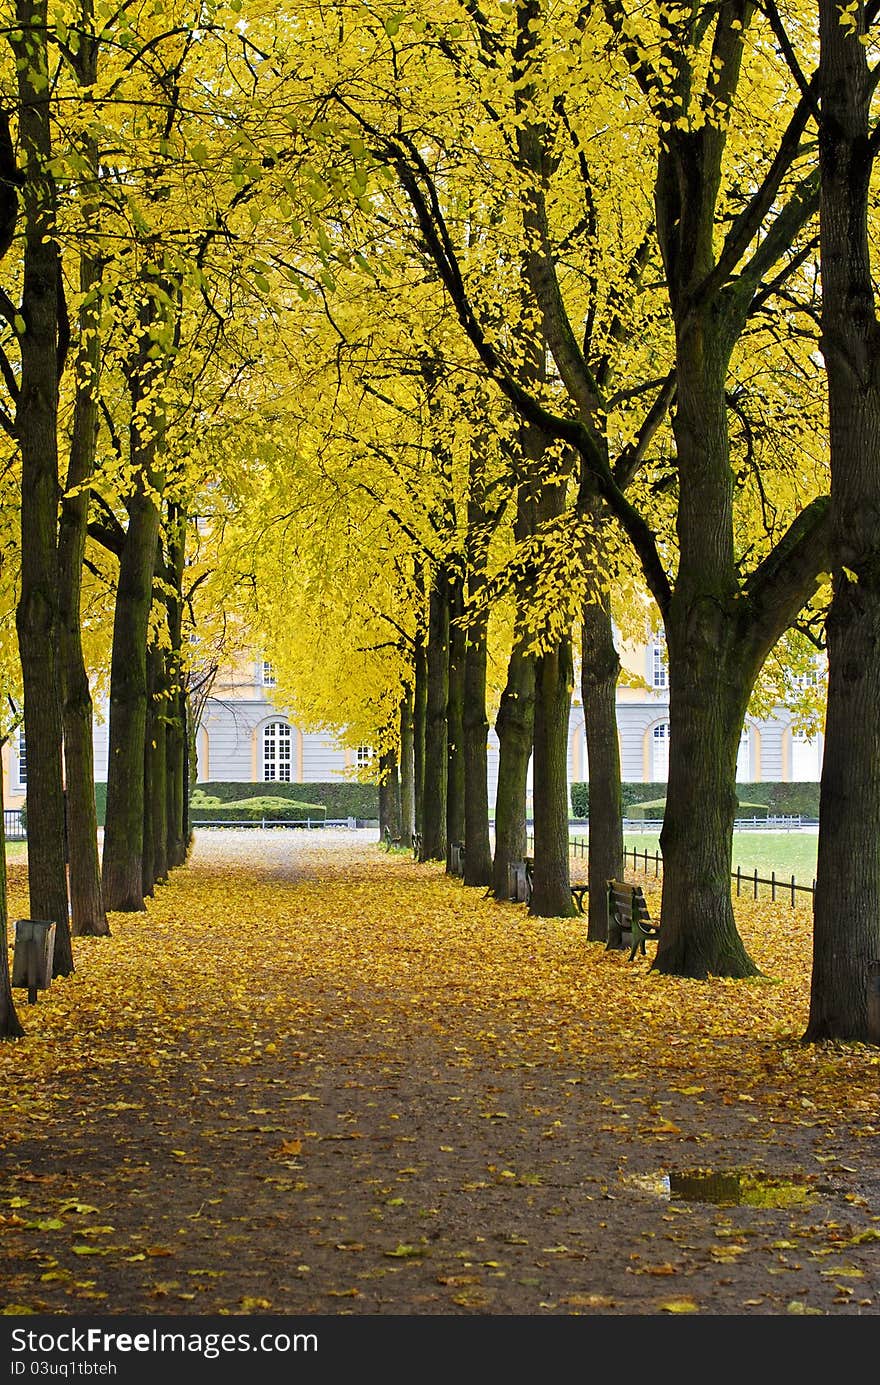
[1,641,824,815]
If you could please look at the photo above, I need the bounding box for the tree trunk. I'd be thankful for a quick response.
[57,104,108,938]
[413,568,428,838]
[101,488,161,911]
[806,0,880,1043]
[142,667,155,900]
[0,768,25,1038]
[378,749,401,842]
[164,503,188,868]
[463,601,492,887]
[421,568,449,862]
[12,3,72,972]
[529,638,575,917]
[581,593,623,942]
[399,687,415,843]
[143,645,169,896]
[492,634,535,900]
[652,122,761,978]
[101,272,168,911]
[445,570,465,871]
[658,637,759,976]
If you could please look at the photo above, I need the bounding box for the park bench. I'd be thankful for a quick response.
[606,878,660,960]
[570,882,589,915]
[383,826,403,851]
[412,831,422,860]
[523,857,589,914]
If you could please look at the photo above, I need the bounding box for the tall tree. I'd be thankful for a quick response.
[57,0,109,937]
[9,3,73,972]
[338,1,831,973]
[806,0,880,1043]
[100,275,168,911]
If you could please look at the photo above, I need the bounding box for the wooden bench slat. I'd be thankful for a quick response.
[523,858,588,914]
[606,878,660,959]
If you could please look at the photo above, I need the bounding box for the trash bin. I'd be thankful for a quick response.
[11,919,56,1004]
[508,861,528,902]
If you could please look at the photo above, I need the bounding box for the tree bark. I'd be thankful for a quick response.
[492,635,535,900]
[378,748,401,842]
[413,566,428,838]
[399,686,415,843]
[529,639,575,917]
[462,601,492,887]
[445,570,465,871]
[649,17,780,978]
[462,469,496,889]
[102,485,161,911]
[101,276,166,911]
[164,503,188,868]
[491,465,540,901]
[12,1,72,972]
[581,593,623,942]
[143,644,169,896]
[57,74,108,937]
[421,568,449,862]
[806,0,880,1043]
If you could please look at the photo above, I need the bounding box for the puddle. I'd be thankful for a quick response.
[622,1168,819,1208]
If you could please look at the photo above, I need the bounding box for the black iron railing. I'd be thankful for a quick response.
[526,833,816,908]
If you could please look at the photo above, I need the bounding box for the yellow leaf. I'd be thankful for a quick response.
[276,1139,302,1157]
[659,1298,699,1313]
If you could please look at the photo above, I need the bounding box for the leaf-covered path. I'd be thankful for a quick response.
[1,830,878,1316]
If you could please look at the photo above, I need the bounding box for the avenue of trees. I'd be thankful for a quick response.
[0,1,878,1045]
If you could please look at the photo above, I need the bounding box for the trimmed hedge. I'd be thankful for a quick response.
[570,782,820,819]
[627,797,769,820]
[190,791,327,823]
[87,781,378,826]
[195,781,380,819]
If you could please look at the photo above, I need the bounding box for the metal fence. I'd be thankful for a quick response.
[4,808,25,841]
[623,815,815,831]
[534,833,816,908]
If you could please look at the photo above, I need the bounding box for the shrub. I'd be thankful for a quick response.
[570,782,816,820]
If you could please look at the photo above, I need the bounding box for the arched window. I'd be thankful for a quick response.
[651,722,669,781]
[262,720,291,781]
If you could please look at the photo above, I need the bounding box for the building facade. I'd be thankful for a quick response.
[1,641,824,814]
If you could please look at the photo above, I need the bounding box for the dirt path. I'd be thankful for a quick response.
[0,829,878,1317]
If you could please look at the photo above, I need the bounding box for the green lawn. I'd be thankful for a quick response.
[569,829,819,893]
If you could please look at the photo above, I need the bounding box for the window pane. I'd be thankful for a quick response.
[262,720,291,781]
